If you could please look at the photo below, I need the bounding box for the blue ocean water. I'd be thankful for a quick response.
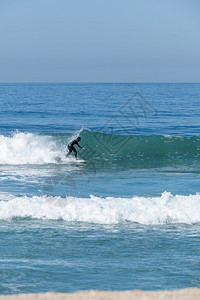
[0,83,200,294]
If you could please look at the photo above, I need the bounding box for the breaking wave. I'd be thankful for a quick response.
[1,130,200,168]
[0,192,200,225]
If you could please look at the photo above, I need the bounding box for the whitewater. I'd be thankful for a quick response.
[0,132,65,164]
[0,192,200,225]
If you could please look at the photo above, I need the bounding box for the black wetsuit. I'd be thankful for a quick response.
[66,138,83,158]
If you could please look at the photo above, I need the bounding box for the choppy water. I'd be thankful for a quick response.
[0,83,200,294]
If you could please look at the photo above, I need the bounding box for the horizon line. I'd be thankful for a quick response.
[0,81,200,84]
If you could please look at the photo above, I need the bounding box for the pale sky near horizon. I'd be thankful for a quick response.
[0,0,200,82]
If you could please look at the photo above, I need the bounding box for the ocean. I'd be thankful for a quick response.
[0,83,200,294]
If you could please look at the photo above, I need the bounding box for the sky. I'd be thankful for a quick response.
[0,0,200,82]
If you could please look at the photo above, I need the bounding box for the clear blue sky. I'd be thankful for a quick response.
[0,0,200,82]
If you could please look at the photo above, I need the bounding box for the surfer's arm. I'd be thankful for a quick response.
[76,142,83,149]
[76,142,85,150]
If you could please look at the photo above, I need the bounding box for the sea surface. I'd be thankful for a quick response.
[0,83,200,294]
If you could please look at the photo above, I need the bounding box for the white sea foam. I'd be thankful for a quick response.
[0,132,65,165]
[0,192,200,225]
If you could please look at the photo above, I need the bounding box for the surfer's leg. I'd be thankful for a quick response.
[66,150,71,156]
[66,146,72,157]
[72,146,77,158]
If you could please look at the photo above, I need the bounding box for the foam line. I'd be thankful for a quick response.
[0,192,199,224]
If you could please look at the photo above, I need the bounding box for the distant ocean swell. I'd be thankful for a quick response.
[0,130,200,167]
[0,192,200,225]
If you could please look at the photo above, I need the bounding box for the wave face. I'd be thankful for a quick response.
[1,130,200,168]
[0,192,200,225]
[81,130,200,158]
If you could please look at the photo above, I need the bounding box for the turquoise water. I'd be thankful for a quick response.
[0,83,200,294]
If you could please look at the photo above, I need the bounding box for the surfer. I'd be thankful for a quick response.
[66,137,85,159]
